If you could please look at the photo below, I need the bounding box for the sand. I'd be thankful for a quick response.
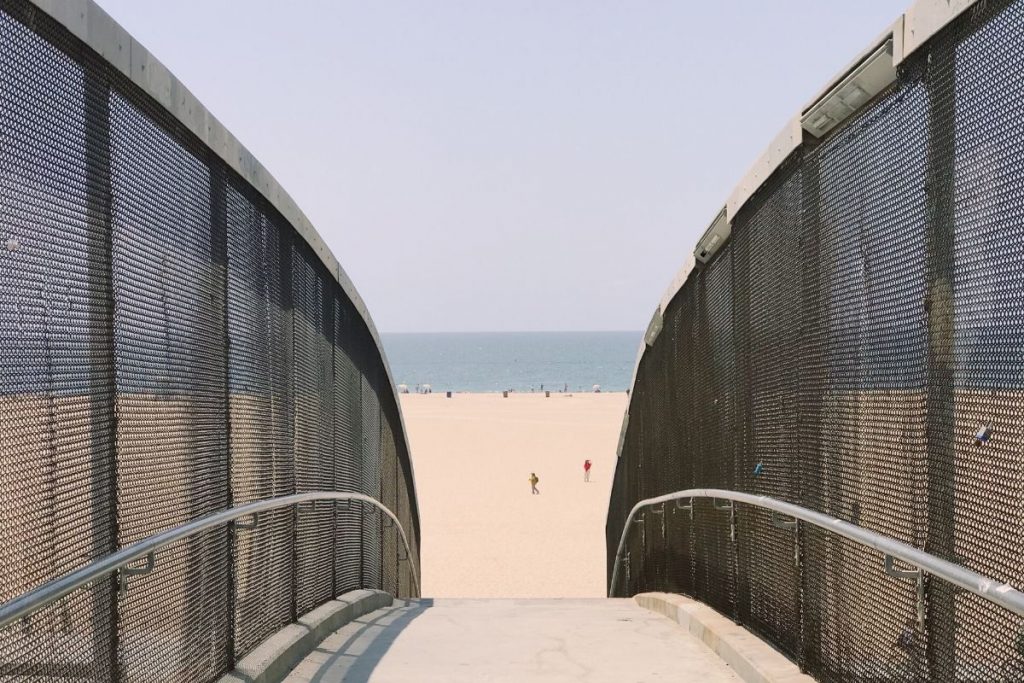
[400,391,628,598]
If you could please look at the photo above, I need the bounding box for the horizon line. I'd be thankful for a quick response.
[380,329,643,335]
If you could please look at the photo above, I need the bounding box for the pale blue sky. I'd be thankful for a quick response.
[98,0,903,333]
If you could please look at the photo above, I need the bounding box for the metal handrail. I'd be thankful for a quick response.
[608,488,1024,619]
[0,492,419,630]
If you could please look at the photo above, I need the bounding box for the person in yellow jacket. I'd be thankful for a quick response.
[529,472,540,495]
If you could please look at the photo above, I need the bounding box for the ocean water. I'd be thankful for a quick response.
[381,331,640,393]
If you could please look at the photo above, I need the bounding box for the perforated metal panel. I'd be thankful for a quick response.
[0,0,420,680]
[380,425,400,598]
[108,86,232,683]
[292,246,336,616]
[225,182,295,659]
[608,2,1024,680]
[732,161,803,660]
[665,287,698,599]
[691,252,738,620]
[334,299,363,596]
[939,1,1024,677]
[801,59,930,679]
[0,5,117,678]
[361,378,383,591]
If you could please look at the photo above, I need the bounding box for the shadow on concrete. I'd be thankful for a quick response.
[302,598,433,683]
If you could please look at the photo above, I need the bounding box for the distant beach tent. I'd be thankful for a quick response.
[398,384,409,394]
[593,384,601,393]
[423,384,432,394]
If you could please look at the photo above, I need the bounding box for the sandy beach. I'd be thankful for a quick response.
[400,391,628,598]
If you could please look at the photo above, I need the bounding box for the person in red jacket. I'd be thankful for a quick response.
[584,459,592,483]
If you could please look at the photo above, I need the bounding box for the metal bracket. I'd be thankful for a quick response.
[675,497,694,520]
[884,554,925,629]
[714,499,736,542]
[771,511,797,530]
[118,551,155,596]
[772,512,800,567]
[884,554,920,580]
[650,504,665,515]
[233,512,259,531]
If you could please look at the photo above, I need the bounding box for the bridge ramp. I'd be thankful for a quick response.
[284,597,739,682]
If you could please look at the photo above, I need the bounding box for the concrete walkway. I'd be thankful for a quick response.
[284,598,740,682]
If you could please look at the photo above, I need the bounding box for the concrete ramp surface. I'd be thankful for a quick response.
[284,598,739,682]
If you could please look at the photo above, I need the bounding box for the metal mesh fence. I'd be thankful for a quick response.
[292,246,337,617]
[0,0,420,680]
[361,377,384,592]
[225,179,295,660]
[0,6,118,679]
[334,299,364,597]
[608,2,1024,680]
[733,159,803,660]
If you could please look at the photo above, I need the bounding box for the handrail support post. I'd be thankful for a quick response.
[884,554,925,630]
[233,512,259,531]
[714,499,736,542]
[118,550,155,596]
[649,502,666,541]
[771,511,797,530]
[771,512,799,566]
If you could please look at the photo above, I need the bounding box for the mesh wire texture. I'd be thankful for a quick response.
[608,2,1024,680]
[0,0,420,680]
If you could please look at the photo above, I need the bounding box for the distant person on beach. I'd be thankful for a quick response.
[584,459,592,482]
[529,472,540,495]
